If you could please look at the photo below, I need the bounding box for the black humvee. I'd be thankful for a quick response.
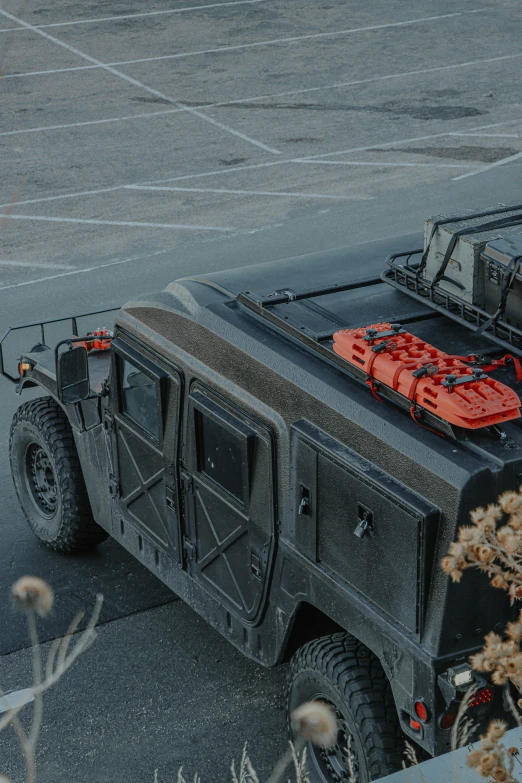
[2,233,520,782]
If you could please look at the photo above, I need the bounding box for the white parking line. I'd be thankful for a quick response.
[0,186,126,209]
[3,9,494,80]
[292,160,476,168]
[3,114,522,211]
[0,108,187,135]
[3,48,522,141]
[127,185,374,200]
[452,150,522,180]
[0,0,273,32]
[0,214,235,231]
[0,249,171,292]
[450,132,522,138]
[9,46,522,82]
[0,259,74,269]
[302,115,522,160]
[0,9,281,155]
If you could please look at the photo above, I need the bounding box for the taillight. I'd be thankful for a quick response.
[469,687,493,708]
[414,701,429,723]
[410,718,421,732]
[439,711,456,730]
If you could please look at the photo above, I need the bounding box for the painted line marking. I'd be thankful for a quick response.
[126,185,373,200]
[3,9,497,80]
[0,9,281,155]
[0,214,235,231]
[452,150,522,180]
[292,160,476,168]
[0,259,74,269]
[3,48,521,140]
[0,108,188,136]
[0,0,273,32]
[0,186,126,209]
[298,116,522,161]
[4,114,522,210]
[450,131,522,138]
[9,47,522,82]
[0,249,171,292]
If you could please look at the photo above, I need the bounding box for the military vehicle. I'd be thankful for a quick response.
[3,228,522,782]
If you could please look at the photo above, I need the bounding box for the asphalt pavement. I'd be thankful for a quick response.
[1,0,522,780]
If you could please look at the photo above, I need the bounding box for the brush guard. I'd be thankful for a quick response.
[0,307,120,384]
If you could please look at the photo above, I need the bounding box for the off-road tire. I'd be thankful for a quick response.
[288,633,403,782]
[9,397,108,553]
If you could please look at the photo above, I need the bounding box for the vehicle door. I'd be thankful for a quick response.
[182,386,274,623]
[109,338,182,563]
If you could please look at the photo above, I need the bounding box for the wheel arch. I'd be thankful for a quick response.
[16,380,83,430]
[280,602,346,663]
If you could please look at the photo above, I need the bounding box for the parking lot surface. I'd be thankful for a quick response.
[1,0,522,779]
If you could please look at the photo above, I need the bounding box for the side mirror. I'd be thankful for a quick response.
[57,346,90,404]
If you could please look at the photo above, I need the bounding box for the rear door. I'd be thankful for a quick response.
[110,339,182,563]
[183,387,274,623]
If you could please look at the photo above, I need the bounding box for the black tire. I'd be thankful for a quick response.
[288,633,403,782]
[9,397,108,553]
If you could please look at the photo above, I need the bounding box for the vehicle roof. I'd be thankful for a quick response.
[115,232,522,507]
[178,233,424,299]
[118,231,495,360]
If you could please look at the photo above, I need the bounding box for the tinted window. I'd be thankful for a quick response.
[197,412,245,502]
[120,358,159,440]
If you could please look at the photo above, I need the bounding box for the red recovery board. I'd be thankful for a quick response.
[332,323,521,430]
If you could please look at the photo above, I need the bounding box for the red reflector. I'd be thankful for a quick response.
[414,701,429,722]
[439,711,456,730]
[410,718,421,732]
[469,687,493,708]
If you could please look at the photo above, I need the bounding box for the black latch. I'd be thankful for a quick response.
[371,339,396,354]
[183,537,196,562]
[412,363,438,379]
[441,368,487,392]
[364,324,404,345]
[488,260,501,285]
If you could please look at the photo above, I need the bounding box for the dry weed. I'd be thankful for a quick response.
[467,720,517,781]
[174,702,337,783]
[441,485,522,779]
[0,577,103,783]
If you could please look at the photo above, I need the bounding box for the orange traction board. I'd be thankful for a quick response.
[332,323,521,429]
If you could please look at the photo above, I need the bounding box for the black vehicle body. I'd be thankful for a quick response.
[4,233,521,761]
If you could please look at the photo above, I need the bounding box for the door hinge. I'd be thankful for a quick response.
[108,474,119,497]
[166,486,176,510]
[183,537,197,562]
[104,412,114,433]
[250,552,262,580]
[181,471,193,493]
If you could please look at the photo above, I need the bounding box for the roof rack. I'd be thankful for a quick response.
[382,249,522,357]
[236,282,457,437]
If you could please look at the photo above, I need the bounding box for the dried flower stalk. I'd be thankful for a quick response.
[441,491,522,601]
[1,578,103,783]
[467,720,517,781]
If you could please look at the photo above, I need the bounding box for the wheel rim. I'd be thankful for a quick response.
[25,443,58,518]
[307,696,360,783]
